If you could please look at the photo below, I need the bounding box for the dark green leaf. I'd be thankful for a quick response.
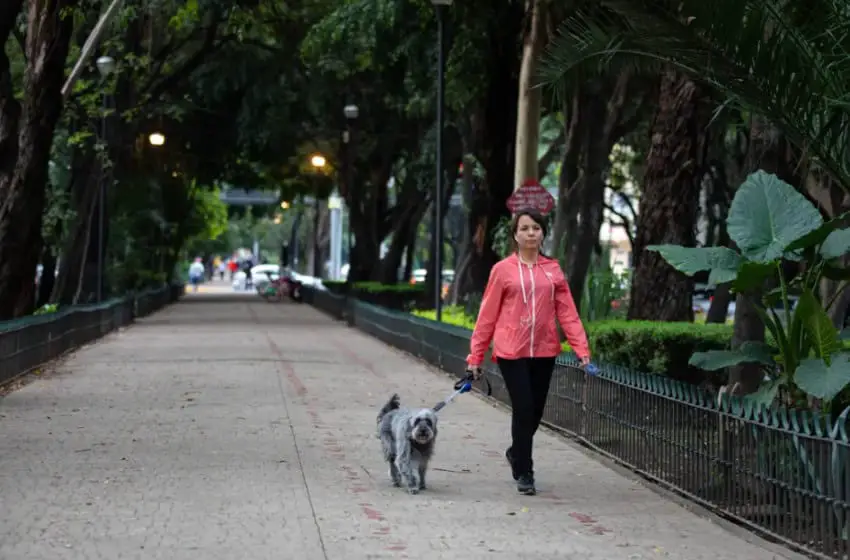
[795,355,850,401]
[785,210,850,253]
[795,289,841,360]
[820,228,850,259]
[727,171,823,263]
[733,261,776,293]
[646,245,742,278]
[689,342,775,371]
[748,378,782,408]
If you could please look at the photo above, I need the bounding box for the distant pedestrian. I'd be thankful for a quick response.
[188,258,205,292]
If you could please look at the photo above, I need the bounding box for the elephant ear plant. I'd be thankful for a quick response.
[648,170,850,408]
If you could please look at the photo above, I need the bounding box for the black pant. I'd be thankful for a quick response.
[498,357,556,476]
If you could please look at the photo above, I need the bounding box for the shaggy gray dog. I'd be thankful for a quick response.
[376,393,438,494]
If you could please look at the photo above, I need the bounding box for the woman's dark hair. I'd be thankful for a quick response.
[509,208,549,255]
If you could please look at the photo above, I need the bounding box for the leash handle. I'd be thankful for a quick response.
[454,372,474,394]
[584,363,599,376]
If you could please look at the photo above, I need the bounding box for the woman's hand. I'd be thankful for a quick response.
[467,365,483,380]
[580,356,591,367]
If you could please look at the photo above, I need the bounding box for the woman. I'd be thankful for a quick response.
[466,209,591,495]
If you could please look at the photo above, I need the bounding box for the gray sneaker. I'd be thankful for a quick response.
[517,473,536,495]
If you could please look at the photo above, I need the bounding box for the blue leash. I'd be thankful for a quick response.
[432,372,491,413]
[431,362,598,413]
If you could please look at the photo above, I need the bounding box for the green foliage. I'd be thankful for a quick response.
[490,216,513,258]
[353,281,425,294]
[649,171,850,406]
[580,249,629,322]
[538,0,850,190]
[33,303,59,316]
[414,305,477,330]
[412,306,733,385]
[185,185,229,247]
[588,320,733,385]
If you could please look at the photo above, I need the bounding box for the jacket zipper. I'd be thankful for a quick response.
[529,264,536,358]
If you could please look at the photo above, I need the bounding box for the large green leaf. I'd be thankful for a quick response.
[786,210,850,253]
[733,261,775,293]
[795,355,850,401]
[749,378,782,408]
[795,289,841,360]
[646,245,742,279]
[727,171,823,263]
[820,228,850,259]
[689,341,775,371]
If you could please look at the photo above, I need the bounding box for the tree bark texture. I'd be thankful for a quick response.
[453,23,522,299]
[628,71,706,322]
[729,115,796,394]
[0,0,79,319]
[550,71,642,306]
[513,0,548,189]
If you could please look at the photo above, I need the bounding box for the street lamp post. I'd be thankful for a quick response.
[343,104,359,283]
[309,155,327,278]
[95,55,116,303]
[430,0,451,321]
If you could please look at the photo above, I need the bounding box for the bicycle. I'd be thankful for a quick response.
[260,274,302,303]
[261,276,288,302]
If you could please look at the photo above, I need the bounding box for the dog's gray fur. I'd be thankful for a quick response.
[376,393,438,494]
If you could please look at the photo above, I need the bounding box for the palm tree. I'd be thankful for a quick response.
[538,0,850,390]
[538,0,850,188]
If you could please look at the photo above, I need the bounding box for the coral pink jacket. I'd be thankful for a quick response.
[466,254,590,365]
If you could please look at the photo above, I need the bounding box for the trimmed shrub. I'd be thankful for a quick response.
[353,282,425,311]
[413,308,734,387]
[588,320,732,388]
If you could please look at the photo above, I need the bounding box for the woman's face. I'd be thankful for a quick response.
[515,214,543,250]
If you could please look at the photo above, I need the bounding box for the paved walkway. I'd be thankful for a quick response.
[0,288,799,559]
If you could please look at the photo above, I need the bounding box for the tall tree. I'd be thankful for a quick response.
[0,0,79,318]
[627,71,706,320]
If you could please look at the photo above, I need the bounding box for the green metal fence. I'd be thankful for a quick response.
[0,283,184,386]
[306,286,850,559]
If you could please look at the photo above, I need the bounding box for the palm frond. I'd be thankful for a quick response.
[539,0,850,189]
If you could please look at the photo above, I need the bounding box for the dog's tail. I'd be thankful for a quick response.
[377,393,401,424]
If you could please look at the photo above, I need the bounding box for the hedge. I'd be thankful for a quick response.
[322,281,425,311]
[413,306,734,388]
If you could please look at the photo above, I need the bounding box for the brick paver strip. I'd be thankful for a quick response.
[0,288,799,559]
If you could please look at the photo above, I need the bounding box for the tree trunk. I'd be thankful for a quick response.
[380,198,427,284]
[448,152,475,304]
[551,86,583,261]
[422,132,463,298]
[36,248,57,308]
[51,155,100,304]
[0,0,78,319]
[628,71,705,321]
[308,197,320,277]
[0,0,24,196]
[453,5,523,299]
[549,72,638,306]
[704,163,733,323]
[565,92,607,304]
[513,0,548,189]
[403,234,415,284]
[729,115,796,394]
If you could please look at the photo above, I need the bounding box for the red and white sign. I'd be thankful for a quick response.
[507,179,555,215]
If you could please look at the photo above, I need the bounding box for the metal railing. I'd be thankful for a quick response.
[0,283,184,386]
[304,286,850,559]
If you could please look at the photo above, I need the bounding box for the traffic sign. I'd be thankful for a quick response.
[507,179,555,215]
